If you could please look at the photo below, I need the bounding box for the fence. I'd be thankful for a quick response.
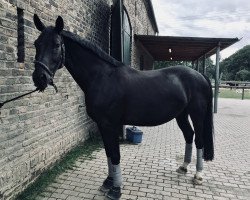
[217,81,250,100]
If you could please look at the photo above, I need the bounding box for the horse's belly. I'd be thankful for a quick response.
[123,103,183,126]
[124,116,173,126]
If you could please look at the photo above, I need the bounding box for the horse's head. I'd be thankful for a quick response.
[32,14,65,92]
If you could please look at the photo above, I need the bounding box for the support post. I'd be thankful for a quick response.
[242,88,245,100]
[191,61,194,69]
[202,55,206,75]
[214,43,220,113]
[195,59,199,72]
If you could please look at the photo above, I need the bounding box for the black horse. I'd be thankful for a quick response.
[32,15,214,199]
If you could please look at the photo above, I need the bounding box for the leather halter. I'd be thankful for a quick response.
[34,60,55,77]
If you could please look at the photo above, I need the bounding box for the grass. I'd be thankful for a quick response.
[218,88,250,99]
[15,137,103,200]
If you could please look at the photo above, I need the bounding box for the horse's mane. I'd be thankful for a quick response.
[62,31,123,67]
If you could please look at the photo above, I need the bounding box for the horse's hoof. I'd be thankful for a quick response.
[176,166,187,174]
[193,175,203,185]
[106,186,121,200]
[99,177,113,192]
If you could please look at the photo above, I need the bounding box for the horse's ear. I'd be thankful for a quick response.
[55,16,64,34]
[33,14,45,32]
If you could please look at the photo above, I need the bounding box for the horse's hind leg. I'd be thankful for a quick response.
[190,106,206,185]
[176,110,194,174]
[98,123,122,199]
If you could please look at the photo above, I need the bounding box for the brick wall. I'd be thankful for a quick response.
[0,0,156,199]
[0,0,112,199]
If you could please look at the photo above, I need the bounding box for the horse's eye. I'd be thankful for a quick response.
[55,44,60,48]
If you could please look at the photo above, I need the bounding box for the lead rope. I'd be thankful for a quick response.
[51,82,58,93]
[0,85,58,123]
[0,82,60,109]
[0,88,39,109]
[0,88,39,123]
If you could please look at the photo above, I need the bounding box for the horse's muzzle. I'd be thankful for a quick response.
[32,67,53,92]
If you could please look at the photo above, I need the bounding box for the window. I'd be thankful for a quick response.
[122,8,132,66]
[110,0,132,66]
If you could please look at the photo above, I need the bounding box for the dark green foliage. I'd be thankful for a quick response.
[235,69,250,81]
[203,58,215,79]
[220,45,250,81]
[154,58,215,80]
[153,61,191,70]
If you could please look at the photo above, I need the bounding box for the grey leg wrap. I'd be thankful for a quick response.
[107,157,113,177]
[107,158,122,187]
[196,149,203,172]
[184,143,193,163]
[111,164,122,187]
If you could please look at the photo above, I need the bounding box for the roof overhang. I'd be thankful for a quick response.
[135,35,239,61]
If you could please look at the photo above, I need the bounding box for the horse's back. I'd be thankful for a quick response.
[161,66,210,97]
[120,65,209,98]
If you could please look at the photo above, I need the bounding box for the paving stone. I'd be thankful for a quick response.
[213,196,230,200]
[146,192,163,199]
[50,192,68,199]
[66,196,83,200]
[63,189,79,196]
[195,192,213,199]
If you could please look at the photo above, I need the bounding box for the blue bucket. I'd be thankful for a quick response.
[126,126,143,144]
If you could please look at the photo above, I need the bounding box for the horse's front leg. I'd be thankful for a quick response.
[98,123,122,199]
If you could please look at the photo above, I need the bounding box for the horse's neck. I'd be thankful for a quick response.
[63,36,108,93]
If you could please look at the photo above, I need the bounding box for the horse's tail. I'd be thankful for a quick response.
[203,75,214,161]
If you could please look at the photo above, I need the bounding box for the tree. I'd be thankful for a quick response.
[235,69,250,81]
[204,58,215,79]
[220,45,250,81]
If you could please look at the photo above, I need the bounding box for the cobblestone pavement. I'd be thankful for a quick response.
[38,98,250,200]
